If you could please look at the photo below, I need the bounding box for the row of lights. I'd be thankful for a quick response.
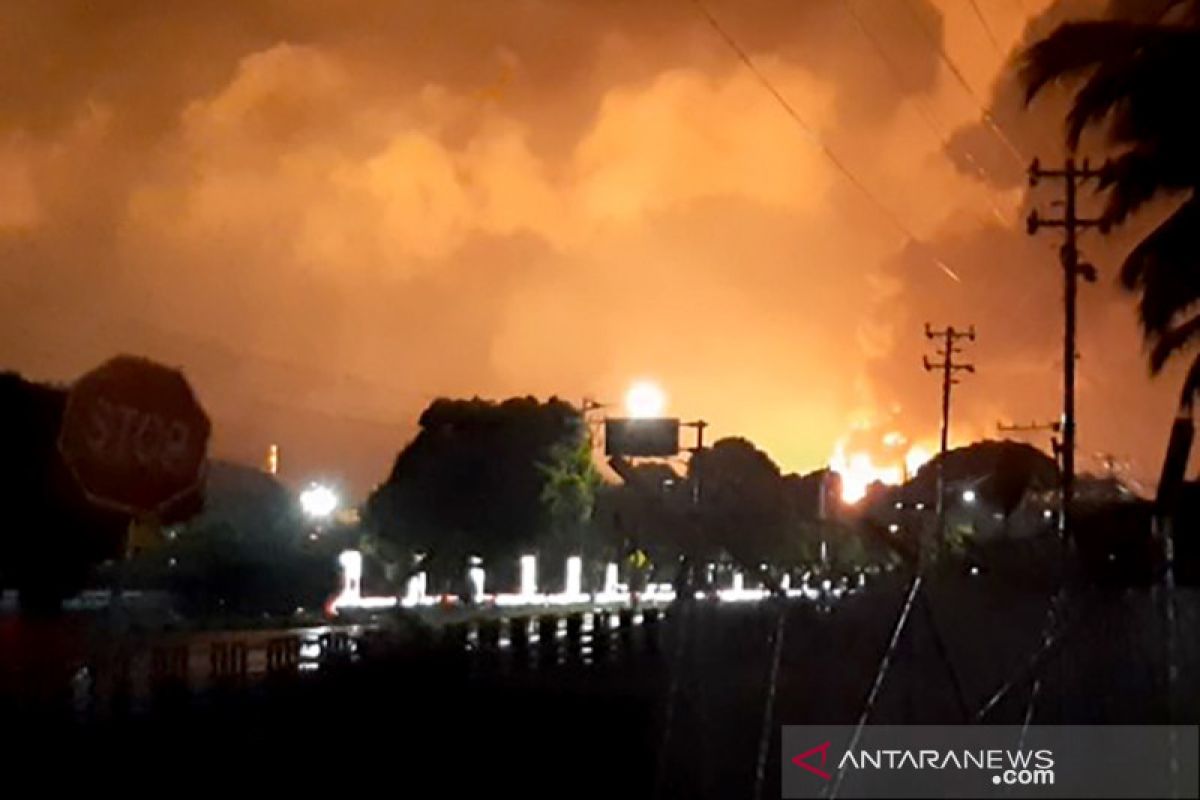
[329,552,865,615]
[892,490,976,512]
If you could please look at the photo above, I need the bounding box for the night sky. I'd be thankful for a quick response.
[0,0,1185,498]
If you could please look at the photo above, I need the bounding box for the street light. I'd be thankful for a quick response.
[962,489,977,504]
[625,380,666,419]
[300,483,339,520]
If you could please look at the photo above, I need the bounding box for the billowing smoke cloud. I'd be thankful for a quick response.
[0,0,1182,495]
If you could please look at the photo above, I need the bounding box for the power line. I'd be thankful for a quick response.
[988,0,1075,161]
[0,297,433,417]
[837,0,1016,227]
[838,0,1078,341]
[687,0,964,283]
[897,0,1029,168]
[968,0,1006,57]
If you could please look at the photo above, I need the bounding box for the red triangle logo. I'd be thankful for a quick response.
[792,741,832,780]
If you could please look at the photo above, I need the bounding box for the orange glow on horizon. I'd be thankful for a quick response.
[829,431,935,504]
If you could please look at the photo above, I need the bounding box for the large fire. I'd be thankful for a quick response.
[829,430,933,504]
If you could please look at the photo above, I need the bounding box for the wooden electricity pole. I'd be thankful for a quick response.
[924,323,975,551]
[1027,157,1110,541]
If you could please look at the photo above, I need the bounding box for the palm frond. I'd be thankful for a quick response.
[1062,59,1140,149]
[1150,313,1200,373]
[1178,351,1200,412]
[1120,197,1200,333]
[1099,147,1196,223]
[1021,22,1186,102]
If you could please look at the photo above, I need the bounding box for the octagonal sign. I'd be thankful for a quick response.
[58,355,211,516]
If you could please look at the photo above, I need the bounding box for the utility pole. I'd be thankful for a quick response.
[923,323,976,551]
[581,397,609,455]
[997,419,1063,468]
[1027,157,1110,541]
[682,419,708,505]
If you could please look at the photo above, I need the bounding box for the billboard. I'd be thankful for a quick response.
[605,417,680,457]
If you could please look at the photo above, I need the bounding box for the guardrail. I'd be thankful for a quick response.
[8,608,671,723]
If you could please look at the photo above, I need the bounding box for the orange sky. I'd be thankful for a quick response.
[0,0,1187,498]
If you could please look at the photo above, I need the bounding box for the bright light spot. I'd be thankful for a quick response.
[468,565,486,598]
[403,571,427,605]
[328,549,400,614]
[894,501,904,510]
[905,446,933,477]
[915,502,926,511]
[336,550,362,603]
[519,554,538,597]
[300,483,339,519]
[625,380,666,419]
[1043,509,1054,520]
[962,489,977,504]
[603,563,619,594]
[565,556,583,596]
[888,524,900,534]
[830,443,903,503]
[969,566,981,576]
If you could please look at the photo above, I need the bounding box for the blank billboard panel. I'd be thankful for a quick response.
[605,417,680,457]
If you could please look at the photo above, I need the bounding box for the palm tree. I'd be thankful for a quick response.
[1021,3,1200,493]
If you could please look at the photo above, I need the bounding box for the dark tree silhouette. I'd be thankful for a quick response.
[1022,6,1200,422]
[905,440,1058,514]
[121,460,338,616]
[687,438,838,586]
[689,438,792,568]
[0,373,127,612]
[364,396,597,591]
[596,457,691,567]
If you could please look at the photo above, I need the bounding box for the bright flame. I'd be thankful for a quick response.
[905,445,933,477]
[829,437,934,504]
[625,380,666,418]
[830,446,903,504]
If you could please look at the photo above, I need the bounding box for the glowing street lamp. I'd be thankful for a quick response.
[625,380,666,419]
[962,489,977,505]
[300,483,339,520]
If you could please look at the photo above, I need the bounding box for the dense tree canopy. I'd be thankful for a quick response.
[598,439,878,586]
[124,460,340,616]
[690,437,806,569]
[903,440,1059,517]
[364,396,599,589]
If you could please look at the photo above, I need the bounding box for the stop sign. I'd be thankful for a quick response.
[58,355,211,516]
